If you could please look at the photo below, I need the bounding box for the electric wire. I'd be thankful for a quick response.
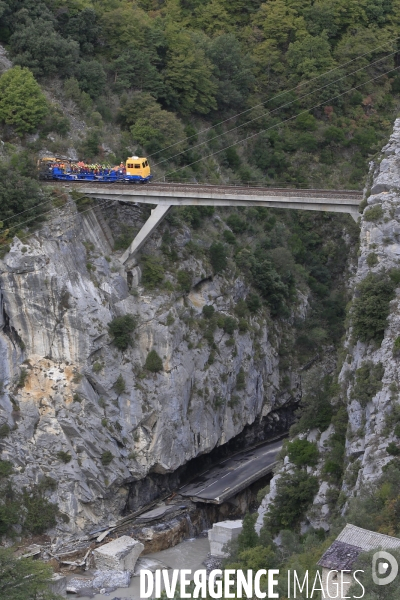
[2,39,397,226]
[152,49,399,168]
[146,36,400,158]
[156,64,400,181]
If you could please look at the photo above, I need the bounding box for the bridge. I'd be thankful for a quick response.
[59,182,363,264]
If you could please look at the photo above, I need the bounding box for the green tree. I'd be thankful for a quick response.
[120,93,186,157]
[163,25,217,114]
[145,349,163,372]
[141,255,165,288]
[287,439,319,467]
[352,273,396,342]
[0,547,61,600]
[111,49,164,97]
[108,314,137,351]
[286,33,334,79]
[0,160,45,229]
[9,13,79,78]
[265,470,319,534]
[237,513,259,552]
[76,60,106,99]
[0,66,47,134]
[209,242,227,273]
[206,34,254,109]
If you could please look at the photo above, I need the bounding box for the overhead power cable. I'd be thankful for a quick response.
[152,49,399,168]
[1,38,397,227]
[146,36,400,158]
[156,64,400,181]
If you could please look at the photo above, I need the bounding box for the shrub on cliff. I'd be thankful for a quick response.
[209,242,227,273]
[352,273,396,342]
[351,361,384,407]
[145,349,163,372]
[264,470,319,535]
[287,439,319,467]
[364,204,383,222]
[108,314,137,350]
[141,255,165,288]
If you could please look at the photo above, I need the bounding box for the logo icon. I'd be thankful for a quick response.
[372,551,398,585]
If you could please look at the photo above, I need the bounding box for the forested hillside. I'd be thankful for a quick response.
[0,0,399,192]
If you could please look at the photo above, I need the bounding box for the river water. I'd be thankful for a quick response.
[90,536,211,600]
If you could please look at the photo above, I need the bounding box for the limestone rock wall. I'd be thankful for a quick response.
[0,199,297,540]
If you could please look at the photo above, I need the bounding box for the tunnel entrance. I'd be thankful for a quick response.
[123,403,294,514]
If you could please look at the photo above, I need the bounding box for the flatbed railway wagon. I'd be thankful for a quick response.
[38,156,152,183]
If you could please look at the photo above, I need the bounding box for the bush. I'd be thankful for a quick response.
[56,451,71,464]
[352,273,396,342]
[209,242,227,273]
[114,374,126,395]
[246,293,261,313]
[0,161,45,231]
[235,300,248,318]
[366,252,378,267]
[238,318,249,333]
[108,314,137,351]
[226,213,247,234]
[295,112,317,131]
[0,424,10,438]
[0,461,12,478]
[386,442,400,456]
[297,133,318,152]
[351,361,384,407]
[145,350,163,372]
[265,470,319,534]
[141,255,165,288]
[394,336,400,354]
[0,66,48,134]
[251,259,291,317]
[287,439,319,467]
[324,126,345,144]
[101,451,113,466]
[223,229,236,244]
[236,368,245,390]
[177,269,192,293]
[22,490,58,535]
[225,147,241,170]
[202,305,215,319]
[221,316,237,335]
[0,548,59,600]
[291,373,334,434]
[364,204,383,222]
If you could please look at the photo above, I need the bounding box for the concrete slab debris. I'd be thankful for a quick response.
[133,557,168,576]
[49,573,67,597]
[208,520,243,557]
[93,535,144,573]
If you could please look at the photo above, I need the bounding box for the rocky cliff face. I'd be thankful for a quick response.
[0,197,299,540]
[257,118,400,534]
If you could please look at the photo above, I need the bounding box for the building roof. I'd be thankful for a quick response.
[318,524,400,571]
[318,540,362,571]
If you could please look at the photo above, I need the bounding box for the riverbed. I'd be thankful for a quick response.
[89,535,211,599]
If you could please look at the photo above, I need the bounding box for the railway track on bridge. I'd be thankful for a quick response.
[41,180,363,201]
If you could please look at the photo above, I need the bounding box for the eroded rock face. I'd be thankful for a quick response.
[0,201,298,539]
[257,118,400,533]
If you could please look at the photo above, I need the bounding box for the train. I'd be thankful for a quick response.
[38,156,153,183]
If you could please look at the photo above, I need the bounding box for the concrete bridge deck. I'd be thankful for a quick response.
[53,182,362,263]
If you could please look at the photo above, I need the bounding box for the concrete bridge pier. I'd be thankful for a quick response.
[120,204,171,265]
